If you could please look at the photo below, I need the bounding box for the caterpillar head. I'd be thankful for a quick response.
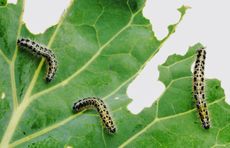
[72,100,84,113]
[108,126,117,134]
[203,122,210,129]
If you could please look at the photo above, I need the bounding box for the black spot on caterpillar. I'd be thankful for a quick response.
[73,97,116,134]
[193,47,210,129]
[17,38,58,82]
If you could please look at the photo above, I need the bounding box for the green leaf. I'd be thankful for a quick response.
[119,44,228,147]
[0,0,192,147]
[0,0,7,7]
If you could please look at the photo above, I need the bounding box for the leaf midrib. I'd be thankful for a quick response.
[0,0,26,146]
[10,0,26,110]
[1,1,145,146]
[1,1,190,147]
[0,0,74,146]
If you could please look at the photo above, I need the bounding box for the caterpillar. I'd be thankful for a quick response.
[193,47,210,129]
[17,38,57,82]
[72,97,116,133]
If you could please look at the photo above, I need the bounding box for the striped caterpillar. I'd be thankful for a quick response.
[72,97,116,133]
[193,47,210,129]
[17,38,57,82]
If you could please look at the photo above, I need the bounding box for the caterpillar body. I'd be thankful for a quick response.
[17,38,57,82]
[193,47,210,129]
[73,97,116,133]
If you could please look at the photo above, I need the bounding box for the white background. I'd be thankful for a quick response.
[8,0,230,114]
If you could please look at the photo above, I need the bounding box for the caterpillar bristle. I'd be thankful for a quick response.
[17,38,58,82]
[72,97,116,134]
[193,47,210,129]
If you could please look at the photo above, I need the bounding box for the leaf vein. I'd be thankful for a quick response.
[159,54,196,69]
[9,76,194,146]
[0,48,11,64]
[0,0,74,146]
[118,96,225,147]
[30,9,143,101]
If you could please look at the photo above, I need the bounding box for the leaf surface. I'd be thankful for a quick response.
[0,0,7,6]
[2,0,226,148]
[105,44,228,148]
